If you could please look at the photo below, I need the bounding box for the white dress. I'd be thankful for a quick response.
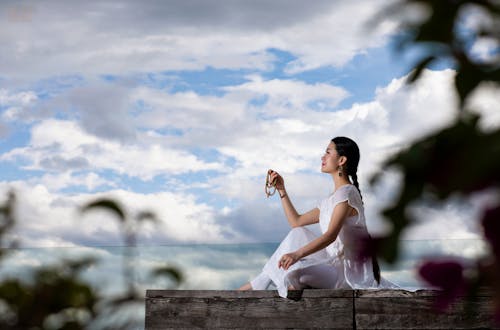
[258,184,397,298]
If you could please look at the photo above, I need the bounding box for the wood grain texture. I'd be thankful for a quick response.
[146,290,353,329]
[145,289,498,329]
[354,289,497,329]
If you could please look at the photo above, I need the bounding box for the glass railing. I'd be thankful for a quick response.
[0,239,489,328]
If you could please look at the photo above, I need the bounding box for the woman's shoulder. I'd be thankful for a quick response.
[333,184,362,204]
[333,184,356,196]
[319,184,359,207]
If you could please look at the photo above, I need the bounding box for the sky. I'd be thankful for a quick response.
[1,0,499,249]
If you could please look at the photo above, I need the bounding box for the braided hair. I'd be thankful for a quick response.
[331,136,363,202]
[331,136,380,284]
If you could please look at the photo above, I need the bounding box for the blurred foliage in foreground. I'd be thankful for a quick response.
[0,192,182,330]
[370,0,500,324]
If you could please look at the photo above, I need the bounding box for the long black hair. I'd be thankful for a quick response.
[331,136,380,284]
[331,136,362,201]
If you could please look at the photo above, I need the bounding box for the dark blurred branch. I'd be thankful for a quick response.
[370,0,500,324]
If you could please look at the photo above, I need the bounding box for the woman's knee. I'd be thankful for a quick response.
[298,264,339,289]
[287,226,312,239]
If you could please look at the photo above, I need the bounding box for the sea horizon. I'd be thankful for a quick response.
[0,239,487,329]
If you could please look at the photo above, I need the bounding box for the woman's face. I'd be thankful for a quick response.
[321,142,341,173]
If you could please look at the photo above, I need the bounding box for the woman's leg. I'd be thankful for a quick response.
[238,282,252,290]
[296,263,348,289]
[238,271,272,290]
[240,228,324,295]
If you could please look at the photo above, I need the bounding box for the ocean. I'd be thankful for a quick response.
[0,239,487,329]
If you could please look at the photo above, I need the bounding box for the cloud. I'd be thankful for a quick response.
[460,4,500,63]
[278,1,397,73]
[0,88,37,108]
[206,69,460,196]
[0,88,40,122]
[467,82,500,132]
[404,196,483,240]
[223,75,350,113]
[1,119,224,179]
[0,181,241,248]
[470,38,500,63]
[133,87,248,144]
[59,83,138,141]
[1,75,352,183]
[0,0,397,79]
[38,156,90,171]
[35,172,115,192]
[210,69,496,243]
[1,69,496,247]
[1,70,494,255]
[2,0,496,298]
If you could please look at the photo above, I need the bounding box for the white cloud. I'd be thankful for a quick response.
[133,87,247,140]
[224,75,350,113]
[57,83,137,141]
[1,0,496,297]
[470,38,500,63]
[374,69,459,142]
[211,69,499,244]
[404,197,483,240]
[1,68,497,248]
[279,1,397,73]
[0,181,241,248]
[460,3,500,63]
[0,0,397,79]
[1,119,224,180]
[35,172,115,192]
[0,88,39,122]
[207,69,459,198]
[0,89,37,107]
[171,69,491,244]
[467,82,500,132]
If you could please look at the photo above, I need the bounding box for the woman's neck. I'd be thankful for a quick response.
[332,174,351,191]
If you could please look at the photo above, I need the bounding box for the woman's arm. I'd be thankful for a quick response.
[280,193,319,228]
[278,200,352,270]
[269,170,319,228]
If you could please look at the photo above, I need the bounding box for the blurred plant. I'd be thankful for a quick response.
[370,0,500,324]
[0,191,182,329]
[80,198,183,329]
[0,191,18,257]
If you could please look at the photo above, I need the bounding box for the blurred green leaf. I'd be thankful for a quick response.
[0,258,99,329]
[0,191,183,329]
[135,211,158,224]
[407,55,436,83]
[151,266,183,286]
[371,112,500,262]
[455,58,483,108]
[387,0,500,107]
[80,198,126,223]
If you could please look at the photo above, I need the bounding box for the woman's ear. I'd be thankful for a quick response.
[339,156,347,166]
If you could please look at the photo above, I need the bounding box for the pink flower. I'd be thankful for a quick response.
[482,205,500,259]
[419,260,467,311]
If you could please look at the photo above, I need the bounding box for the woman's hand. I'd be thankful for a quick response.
[278,251,300,270]
[268,169,285,191]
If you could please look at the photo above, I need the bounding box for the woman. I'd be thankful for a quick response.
[239,136,395,298]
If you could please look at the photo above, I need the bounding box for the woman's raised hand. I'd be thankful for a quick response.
[268,169,285,191]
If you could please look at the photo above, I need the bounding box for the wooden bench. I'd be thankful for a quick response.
[145,289,496,329]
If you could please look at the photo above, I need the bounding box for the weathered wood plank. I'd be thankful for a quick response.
[145,289,498,329]
[146,289,353,329]
[146,289,353,299]
[354,289,497,329]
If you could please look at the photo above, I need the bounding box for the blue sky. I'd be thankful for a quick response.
[1,0,497,248]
